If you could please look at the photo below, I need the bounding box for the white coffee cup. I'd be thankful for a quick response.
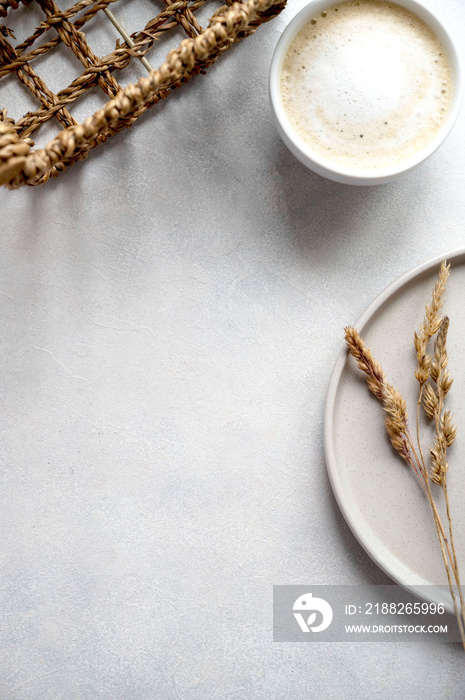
[269,0,464,185]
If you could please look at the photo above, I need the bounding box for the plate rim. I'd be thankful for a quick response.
[324,246,465,609]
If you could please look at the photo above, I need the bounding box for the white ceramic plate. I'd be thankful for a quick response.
[324,249,465,610]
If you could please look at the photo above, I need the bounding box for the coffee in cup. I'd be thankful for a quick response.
[270,0,463,184]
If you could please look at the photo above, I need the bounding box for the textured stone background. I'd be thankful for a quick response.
[1,0,465,697]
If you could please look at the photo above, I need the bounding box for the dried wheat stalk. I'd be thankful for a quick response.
[345,260,465,649]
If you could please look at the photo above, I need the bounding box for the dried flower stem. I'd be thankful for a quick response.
[414,260,450,471]
[409,261,464,631]
[424,314,465,621]
[345,272,465,650]
[344,328,454,560]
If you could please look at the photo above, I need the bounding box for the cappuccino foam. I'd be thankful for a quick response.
[281,1,452,169]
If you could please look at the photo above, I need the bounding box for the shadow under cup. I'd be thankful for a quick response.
[269,0,464,185]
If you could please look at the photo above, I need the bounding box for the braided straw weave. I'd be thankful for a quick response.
[0,0,285,188]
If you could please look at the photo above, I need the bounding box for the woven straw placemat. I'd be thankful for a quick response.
[0,0,285,188]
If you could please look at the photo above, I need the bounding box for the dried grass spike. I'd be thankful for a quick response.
[428,261,450,323]
[344,260,465,650]
[414,261,450,384]
[430,432,448,485]
[422,383,438,419]
[441,370,453,396]
[382,382,412,463]
[441,410,457,448]
[344,326,385,400]
[434,316,450,361]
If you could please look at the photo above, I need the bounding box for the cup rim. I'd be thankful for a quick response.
[269,0,464,185]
